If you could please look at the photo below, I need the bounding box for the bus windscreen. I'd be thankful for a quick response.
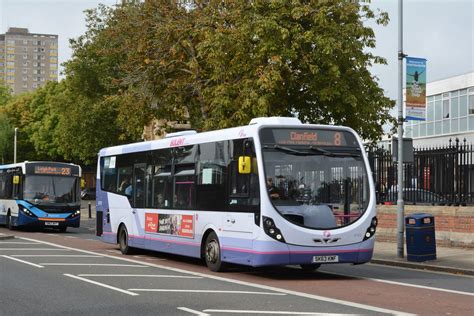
[23,175,79,204]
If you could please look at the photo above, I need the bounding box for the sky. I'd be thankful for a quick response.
[1,0,473,102]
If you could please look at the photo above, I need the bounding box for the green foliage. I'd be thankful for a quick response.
[83,0,395,142]
[0,112,14,164]
[0,0,394,165]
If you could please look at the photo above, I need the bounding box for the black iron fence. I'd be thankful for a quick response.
[368,138,474,206]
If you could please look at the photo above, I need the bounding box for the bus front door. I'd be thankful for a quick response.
[132,164,146,246]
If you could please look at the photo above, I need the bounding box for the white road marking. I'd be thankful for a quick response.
[78,274,202,278]
[129,289,286,295]
[324,271,474,297]
[204,310,360,315]
[64,236,78,239]
[18,237,414,316]
[40,263,148,267]
[64,274,139,296]
[106,250,121,254]
[2,255,44,268]
[0,242,40,244]
[177,307,210,316]
[0,248,70,251]
[13,255,102,258]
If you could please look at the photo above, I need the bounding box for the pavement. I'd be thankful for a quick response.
[372,240,474,276]
[1,200,473,276]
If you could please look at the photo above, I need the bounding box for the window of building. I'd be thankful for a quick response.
[23,61,28,66]
[435,121,442,135]
[7,39,15,45]
[442,120,450,134]
[7,61,14,67]
[451,119,459,133]
[22,76,27,81]
[23,40,28,45]
[443,98,450,119]
[460,95,468,116]
[434,100,442,121]
[451,97,459,118]
[426,101,434,121]
[460,117,468,132]
[468,92,474,115]
[426,122,434,136]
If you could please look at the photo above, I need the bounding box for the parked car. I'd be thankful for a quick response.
[385,188,447,205]
[81,187,96,200]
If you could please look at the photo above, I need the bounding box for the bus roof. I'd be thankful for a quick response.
[98,116,358,157]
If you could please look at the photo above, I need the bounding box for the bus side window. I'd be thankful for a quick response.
[150,148,173,208]
[228,139,260,211]
[174,164,195,209]
[0,173,7,198]
[100,156,117,193]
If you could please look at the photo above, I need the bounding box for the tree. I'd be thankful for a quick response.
[100,0,395,142]
[63,0,394,149]
[0,112,14,164]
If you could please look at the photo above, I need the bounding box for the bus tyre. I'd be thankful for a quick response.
[300,264,321,272]
[118,225,133,255]
[205,232,226,272]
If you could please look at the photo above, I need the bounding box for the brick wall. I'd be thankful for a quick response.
[376,205,474,248]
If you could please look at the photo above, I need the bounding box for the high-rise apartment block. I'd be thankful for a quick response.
[0,27,58,94]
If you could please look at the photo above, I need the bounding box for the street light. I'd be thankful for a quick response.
[14,127,18,163]
[396,0,406,259]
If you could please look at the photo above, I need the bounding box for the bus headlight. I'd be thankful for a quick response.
[363,216,378,241]
[19,206,36,218]
[263,216,286,243]
[72,210,81,217]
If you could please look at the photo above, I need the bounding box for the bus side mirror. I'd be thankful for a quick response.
[13,175,20,184]
[238,156,251,174]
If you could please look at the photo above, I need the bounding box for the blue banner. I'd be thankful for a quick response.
[406,57,427,121]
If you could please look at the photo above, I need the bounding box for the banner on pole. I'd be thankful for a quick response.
[406,57,427,121]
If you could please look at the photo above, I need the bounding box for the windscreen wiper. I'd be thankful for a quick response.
[264,144,309,155]
[309,146,361,157]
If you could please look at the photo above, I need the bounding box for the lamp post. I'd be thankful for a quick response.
[14,127,18,164]
[396,0,406,259]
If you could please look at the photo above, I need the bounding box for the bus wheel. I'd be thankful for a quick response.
[300,264,321,272]
[205,232,226,272]
[118,225,132,255]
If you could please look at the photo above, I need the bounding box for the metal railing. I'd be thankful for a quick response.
[368,138,474,206]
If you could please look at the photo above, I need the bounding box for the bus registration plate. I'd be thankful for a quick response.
[45,222,59,226]
[312,255,338,263]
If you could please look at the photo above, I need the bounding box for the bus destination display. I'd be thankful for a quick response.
[261,128,358,147]
[34,166,72,176]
